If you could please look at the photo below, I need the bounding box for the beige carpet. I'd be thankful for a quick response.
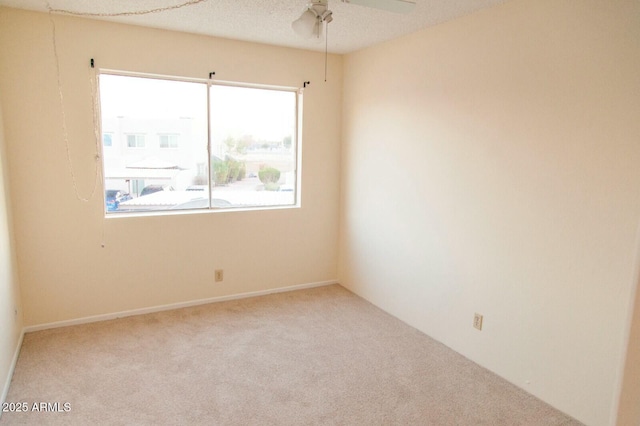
[1,284,581,425]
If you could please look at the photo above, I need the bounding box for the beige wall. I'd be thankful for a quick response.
[339,0,640,425]
[616,223,640,425]
[0,7,342,326]
[2,2,640,424]
[0,94,24,405]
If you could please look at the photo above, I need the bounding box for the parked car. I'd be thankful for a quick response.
[140,185,174,197]
[105,190,132,211]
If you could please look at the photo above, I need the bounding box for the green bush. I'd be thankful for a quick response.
[259,167,281,191]
[227,159,240,183]
[258,167,280,184]
[238,162,246,181]
[213,161,229,186]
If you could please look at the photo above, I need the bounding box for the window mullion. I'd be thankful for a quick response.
[206,80,213,210]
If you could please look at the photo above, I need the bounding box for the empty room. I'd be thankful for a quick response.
[0,0,639,425]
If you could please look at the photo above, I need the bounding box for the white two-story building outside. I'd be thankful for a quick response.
[102,116,209,197]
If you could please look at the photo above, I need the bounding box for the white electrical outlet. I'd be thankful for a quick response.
[473,313,483,330]
[214,269,224,282]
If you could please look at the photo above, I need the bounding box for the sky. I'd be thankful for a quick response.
[99,73,296,143]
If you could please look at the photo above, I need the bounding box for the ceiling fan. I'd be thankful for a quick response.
[292,0,416,39]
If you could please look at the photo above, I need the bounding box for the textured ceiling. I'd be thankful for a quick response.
[0,0,510,54]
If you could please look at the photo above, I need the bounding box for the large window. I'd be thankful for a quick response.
[99,72,300,214]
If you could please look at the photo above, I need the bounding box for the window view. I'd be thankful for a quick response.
[102,133,113,147]
[99,73,299,214]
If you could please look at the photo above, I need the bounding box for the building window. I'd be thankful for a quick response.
[126,134,145,148]
[159,134,179,149]
[99,72,301,214]
[103,133,113,147]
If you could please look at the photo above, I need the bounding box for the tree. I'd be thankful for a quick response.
[283,135,292,150]
[213,161,229,186]
[223,135,252,155]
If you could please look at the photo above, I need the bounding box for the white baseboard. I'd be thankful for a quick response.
[24,280,338,333]
[0,328,24,419]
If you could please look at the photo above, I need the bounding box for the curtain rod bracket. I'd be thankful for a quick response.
[303,81,310,88]
[209,72,216,79]
[90,58,94,68]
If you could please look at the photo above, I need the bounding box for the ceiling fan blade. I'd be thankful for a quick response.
[341,0,416,13]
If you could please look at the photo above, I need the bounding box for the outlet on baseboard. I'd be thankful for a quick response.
[473,313,483,331]
[214,269,224,282]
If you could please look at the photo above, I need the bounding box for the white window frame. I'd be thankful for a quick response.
[159,134,179,149]
[99,69,303,216]
[126,133,146,149]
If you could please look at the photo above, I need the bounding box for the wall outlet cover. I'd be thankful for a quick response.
[473,313,483,330]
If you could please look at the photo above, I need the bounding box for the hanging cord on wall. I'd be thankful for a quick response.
[46,0,209,247]
[325,21,329,82]
[92,69,108,249]
[45,0,209,203]
[47,6,102,203]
